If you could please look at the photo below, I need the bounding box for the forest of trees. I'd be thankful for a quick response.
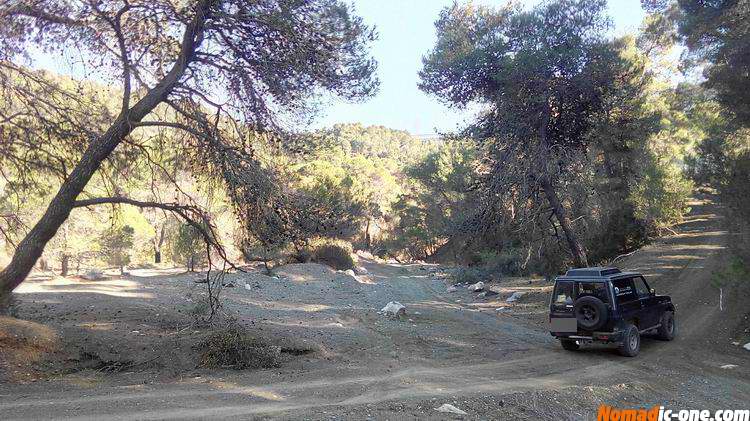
[0,0,748,303]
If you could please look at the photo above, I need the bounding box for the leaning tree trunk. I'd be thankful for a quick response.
[538,105,588,269]
[0,5,209,301]
[540,177,589,268]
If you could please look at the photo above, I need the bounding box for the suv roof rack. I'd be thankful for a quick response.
[565,267,622,277]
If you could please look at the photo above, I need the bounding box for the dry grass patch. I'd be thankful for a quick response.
[197,324,282,370]
[0,316,61,381]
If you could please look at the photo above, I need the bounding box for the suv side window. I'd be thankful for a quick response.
[611,278,638,304]
[633,276,650,296]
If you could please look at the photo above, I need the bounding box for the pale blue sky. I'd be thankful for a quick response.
[316,0,646,136]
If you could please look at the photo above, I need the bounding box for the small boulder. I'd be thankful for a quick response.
[354,266,368,275]
[344,269,356,277]
[468,281,484,292]
[720,364,738,369]
[380,301,406,318]
[506,291,525,303]
[435,403,467,415]
[744,342,750,351]
[446,285,458,293]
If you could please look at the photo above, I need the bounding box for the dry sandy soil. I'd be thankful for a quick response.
[0,194,749,420]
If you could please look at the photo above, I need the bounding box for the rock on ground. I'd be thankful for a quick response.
[506,291,525,303]
[380,301,406,317]
[435,403,467,415]
[354,266,368,275]
[468,281,484,292]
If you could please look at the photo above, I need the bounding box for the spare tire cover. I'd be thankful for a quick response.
[574,296,608,331]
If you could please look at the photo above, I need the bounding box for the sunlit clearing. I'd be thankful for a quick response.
[15,277,153,299]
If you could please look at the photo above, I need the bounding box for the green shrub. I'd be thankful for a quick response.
[474,249,524,275]
[198,324,281,370]
[98,225,134,274]
[308,238,356,270]
[452,267,487,284]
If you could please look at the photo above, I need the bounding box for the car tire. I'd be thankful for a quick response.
[656,311,676,341]
[618,324,640,357]
[573,296,609,331]
[560,339,580,351]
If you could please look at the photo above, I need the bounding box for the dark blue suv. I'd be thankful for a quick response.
[549,267,676,356]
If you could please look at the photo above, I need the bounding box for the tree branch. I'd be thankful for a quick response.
[72,196,242,272]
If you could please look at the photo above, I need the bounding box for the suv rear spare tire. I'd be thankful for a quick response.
[573,296,608,331]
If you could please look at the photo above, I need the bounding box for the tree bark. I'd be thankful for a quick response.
[0,2,211,300]
[154,224,165,264]
[540,177,589,268]
[538,105,588,268]
[364,218,372,250]
[61,254,69,277]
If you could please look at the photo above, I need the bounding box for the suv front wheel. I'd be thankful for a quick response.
[618,324,640,357]
[656,311,676,341]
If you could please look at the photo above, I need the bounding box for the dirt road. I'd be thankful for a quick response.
[1,195,748,420]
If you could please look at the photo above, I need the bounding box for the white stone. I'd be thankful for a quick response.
[447,286,458,293]
[380,301,406,317]
[720,364,738,369]
[344,269,356,277]
[468,281,484,292]
[354,266,368,275]
[244,283,252,291]
[506,291,525,303]
[435,404,467,415]
[744,342,750,351]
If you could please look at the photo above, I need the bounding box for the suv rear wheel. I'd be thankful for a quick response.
[560,339,580,351]
[656,311,676,341]
[618,324,640,357]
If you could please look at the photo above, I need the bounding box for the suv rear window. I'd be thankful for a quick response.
[552,281,609,307]
[553,281,574,306]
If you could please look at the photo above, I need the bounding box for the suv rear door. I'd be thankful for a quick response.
[550,280,576,332]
